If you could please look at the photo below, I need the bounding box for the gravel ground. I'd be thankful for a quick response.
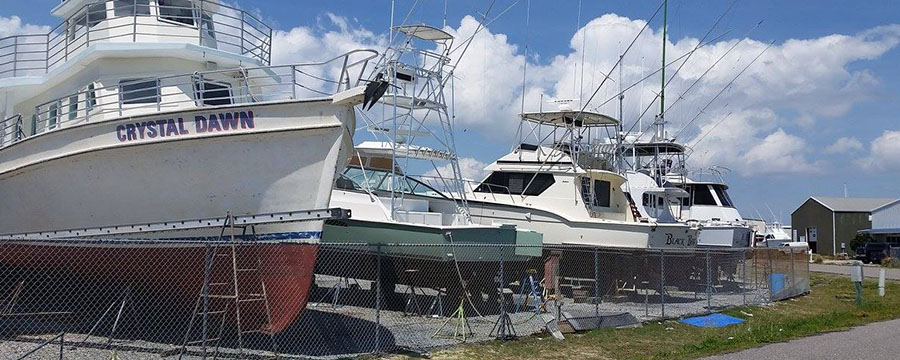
[0,282,772,359]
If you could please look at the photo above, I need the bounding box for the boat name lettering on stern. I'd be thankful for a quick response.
[665,233,697,246]
[115,111,255,142]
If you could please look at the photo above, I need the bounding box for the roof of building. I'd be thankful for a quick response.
[809,196,896,213]
[873,198,900,213]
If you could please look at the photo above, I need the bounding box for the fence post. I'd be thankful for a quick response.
[790,248,796,295]
[767,248,773,303]
[706,248,712,310]
[593,247,599,323]
[375,243,381,354]
[742,250,747,305]
[659,249,665,318]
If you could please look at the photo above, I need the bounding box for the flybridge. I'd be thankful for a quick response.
[0,0,273,80]
[115,110,255,142]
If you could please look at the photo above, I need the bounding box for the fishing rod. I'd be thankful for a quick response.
[572,0,667,124]
[665,20,764,133]
[625,18,762,139]
[672,39,775,142]
[590,29,732,113]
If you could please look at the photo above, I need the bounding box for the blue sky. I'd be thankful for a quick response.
[3,0,900,223]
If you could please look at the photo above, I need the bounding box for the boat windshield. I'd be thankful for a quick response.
[712,184,735,207]
[336,167,449,199]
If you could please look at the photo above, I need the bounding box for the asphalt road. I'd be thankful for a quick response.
[810,263,900,280]
[702,319,900,360]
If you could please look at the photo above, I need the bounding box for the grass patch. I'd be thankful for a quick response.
[398,274,900,360]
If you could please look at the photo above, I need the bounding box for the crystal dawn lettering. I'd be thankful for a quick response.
[116,111,255,142]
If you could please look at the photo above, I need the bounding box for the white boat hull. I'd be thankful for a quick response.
[467,200,699,249]
[0,99,355,239]
[697,225,753,248]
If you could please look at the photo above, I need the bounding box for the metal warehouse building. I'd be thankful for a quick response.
[791,197,894,255]
[860,199,900,244]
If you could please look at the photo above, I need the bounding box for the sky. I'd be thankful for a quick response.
[3,0,900,223]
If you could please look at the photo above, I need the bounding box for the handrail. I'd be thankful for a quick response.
[0,0,274,79]
[0,49,378,149]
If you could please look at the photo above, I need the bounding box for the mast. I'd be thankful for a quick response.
[656,0,668,141]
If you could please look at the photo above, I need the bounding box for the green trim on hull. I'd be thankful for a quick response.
[322,219,542,261]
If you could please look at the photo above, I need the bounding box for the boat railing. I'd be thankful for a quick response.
[0,0,273,80]
[11,49,377,147]
[0,114,25,148]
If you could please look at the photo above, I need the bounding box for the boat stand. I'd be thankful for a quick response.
[426,289,444,318]
[402,269,424,316]
[431,295,473,341]
[514,269,545,315]
[80,286,130,351]
[314,277,356,308]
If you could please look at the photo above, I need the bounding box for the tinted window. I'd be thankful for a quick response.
[194,81,232,106]
[68,95,78,121]
[119,79,159,104]
[86,3,107,27]
[692,185,717,206]
[475,172,555,196]
[86,83,97,111]
[159,0,196,26]
[679,185,693,206]
[713,185,734,207]
[593,180,610,207]
[48,102,58,129]
[114,0,151,16]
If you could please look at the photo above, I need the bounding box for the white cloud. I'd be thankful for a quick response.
[826,137,864,154]
[857,130,900,171]
[739,129,822,175]
[434,15,900,176]
[0,16,50,38]
[424,157,489,182]
[271,13,385,65]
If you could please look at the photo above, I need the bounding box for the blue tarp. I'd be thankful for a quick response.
[679,313,745,328]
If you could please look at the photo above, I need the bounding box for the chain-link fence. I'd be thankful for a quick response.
[0,238,809,359]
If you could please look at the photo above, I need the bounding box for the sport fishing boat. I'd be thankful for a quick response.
[0,0,377,333]
[318,25,541,306]
[618,140,752,248]
[465,110,700,249]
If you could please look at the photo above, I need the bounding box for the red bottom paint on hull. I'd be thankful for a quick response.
[0,242,318,333]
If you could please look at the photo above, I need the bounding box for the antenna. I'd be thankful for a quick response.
[765,204,778,223]
[843,183,848,198]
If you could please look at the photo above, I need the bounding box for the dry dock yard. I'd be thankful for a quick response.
[0,243,805,359]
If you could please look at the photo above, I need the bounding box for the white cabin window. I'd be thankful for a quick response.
[113,0,151,16]
[119,79,159,105]
[193,80,232,106]
[158,0,196,26]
